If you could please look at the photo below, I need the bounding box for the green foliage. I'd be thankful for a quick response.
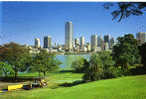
[0,42,31,78]
[83,51,116,81]
[0,62,14,77]
[83,53,103,81]
[71,57,89,73]
[112,34,140,70]
[139,42,146,69]
[104,3,146,22]
[31,49,61,77]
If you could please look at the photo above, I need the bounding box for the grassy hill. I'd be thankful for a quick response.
[0,74,146,99]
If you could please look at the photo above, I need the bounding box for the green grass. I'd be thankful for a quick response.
[0,74,146,99]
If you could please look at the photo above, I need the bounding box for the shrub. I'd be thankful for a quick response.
[83,54,103,81]
[71,57,89,73]
[83,51,117,81]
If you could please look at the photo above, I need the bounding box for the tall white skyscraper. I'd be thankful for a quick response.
[65,21,73,51]
[35,38,40,48]
[80,36,85,49]
[136,32,146,45]
[43,36,51,49]
[91,34,97,51]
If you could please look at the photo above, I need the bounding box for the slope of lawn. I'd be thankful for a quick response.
[0,75,146,99]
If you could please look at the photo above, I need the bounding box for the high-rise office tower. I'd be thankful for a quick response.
[104,35,110,43]
[136,32,146,45]
[86,42,91,52]
[91,34,97,51]
[34,38,40,48]
[75,38,79,47]
[65,21,73,51]
[43,36,51,49]
[109,37,114,49]
[80,36,85,49]
[97,35,103,47]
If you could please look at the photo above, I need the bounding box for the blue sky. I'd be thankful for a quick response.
[1,2,146,46]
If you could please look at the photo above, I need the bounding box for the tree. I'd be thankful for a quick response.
[104,2,146,22]
[0,42,31,79]
[31,49,61,77]
[71,57,89,73]
[83,54,103,81]
[112,34,140,70]
[98,51,115,78]
[0,62,14,77]
[139,42,146,69]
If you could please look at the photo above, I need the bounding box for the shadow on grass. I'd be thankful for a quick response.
[59,70,74,73]
[59,80,86,87]
[130,66,146,75]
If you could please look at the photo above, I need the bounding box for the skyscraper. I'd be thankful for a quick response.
[65,21,73,51]
[109,37,114,49]
[91,34,97,51]
[86,42,91,52]
[80,36,85,49]
[136,32,146,45]
[97,35,103,47]
[74,38,79,47]
[34,38,40,48]
[104,35,110,43]
[43,36,51,49]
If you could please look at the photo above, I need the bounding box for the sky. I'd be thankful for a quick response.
[0,2,146,46]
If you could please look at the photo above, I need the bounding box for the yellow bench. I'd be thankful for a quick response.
[8,84,23,91]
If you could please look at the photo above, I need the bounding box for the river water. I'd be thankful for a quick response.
[56,54,90,69]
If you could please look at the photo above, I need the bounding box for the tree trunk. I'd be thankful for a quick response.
[14,66,18,80]
[43,72,46,77]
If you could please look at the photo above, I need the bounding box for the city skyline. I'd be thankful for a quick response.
[1,2,146,45]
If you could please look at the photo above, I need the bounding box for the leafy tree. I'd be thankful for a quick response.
[0,62,14,77]
[104,2,146,22]
[31,49,61,77]
[112,34,140,70]
[0,42,31,79]
[98,51,115,78]
[139,42,146,69]
[83,54,103,81]
[71,57,89,73]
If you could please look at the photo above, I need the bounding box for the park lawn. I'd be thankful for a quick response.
[18,71,83,83]
[0,74,146,99]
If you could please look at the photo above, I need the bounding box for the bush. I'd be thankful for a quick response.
[139,42,146,70]
[71,57,89,73]
[83,54,103,81]
[83,51,117,81]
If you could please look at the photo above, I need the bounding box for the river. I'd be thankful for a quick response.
[56,54,90,69]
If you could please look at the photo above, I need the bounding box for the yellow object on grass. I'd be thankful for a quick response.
[8,84,23,91]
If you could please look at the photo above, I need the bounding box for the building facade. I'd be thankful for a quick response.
[136,32,146,45]
[91,34,97,51]
[34,38,40,48]
[104,35,110,43]
[109,37,114,49]
[80,36,85,49]
[43,36,51,49]
[65,21,73,51]
[75,38,80,47]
